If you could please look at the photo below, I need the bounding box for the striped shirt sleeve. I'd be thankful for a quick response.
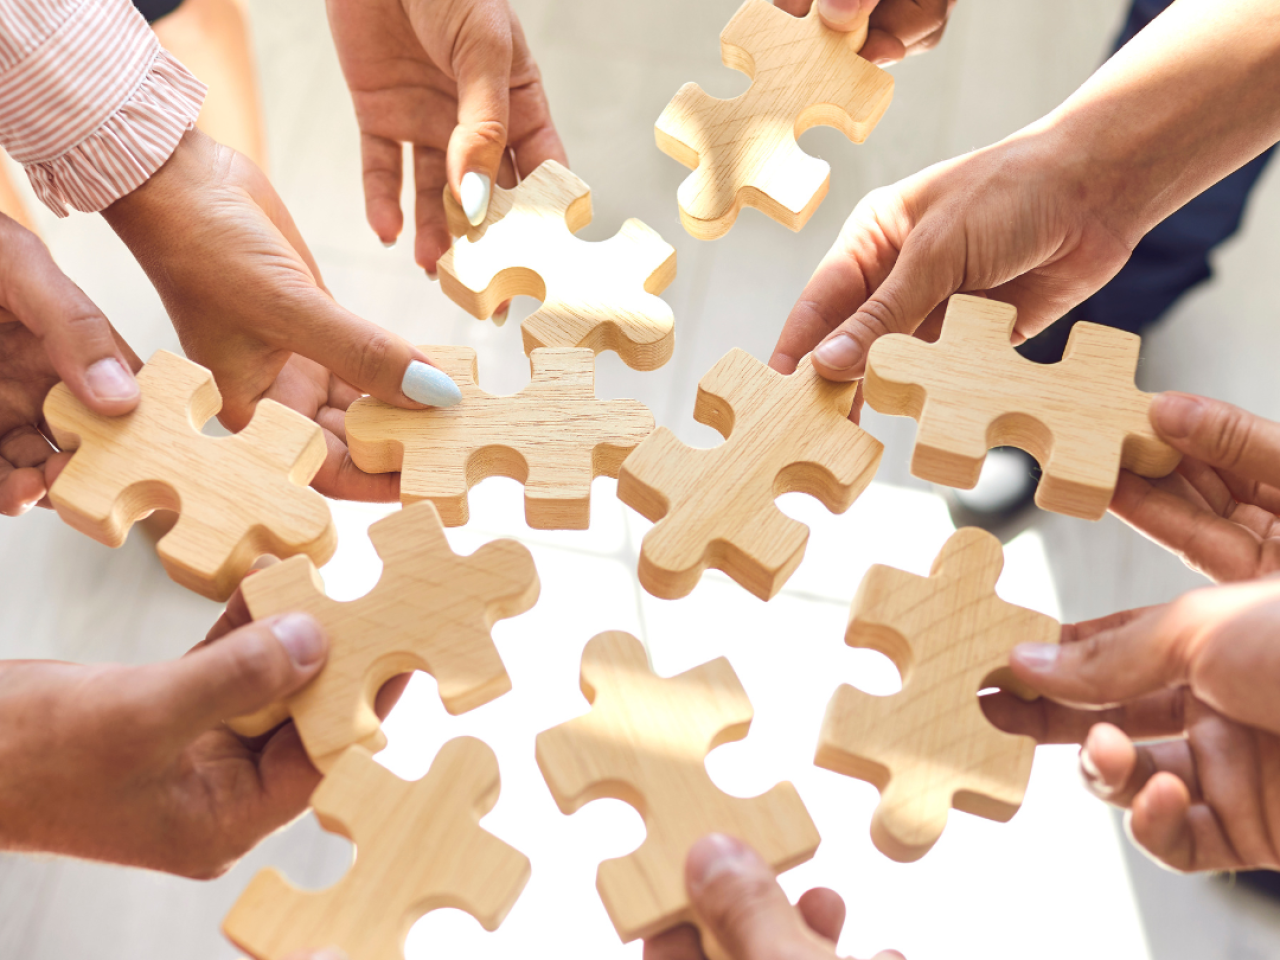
[0,0,207,217]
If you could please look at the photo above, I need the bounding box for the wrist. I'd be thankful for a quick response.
[101,128,218,238]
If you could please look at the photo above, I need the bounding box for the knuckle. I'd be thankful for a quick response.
[701,872,778,941]
[354,330,397,391]
[1205,405,1254,469]
[222,629,286,695]
[466,118,509,155]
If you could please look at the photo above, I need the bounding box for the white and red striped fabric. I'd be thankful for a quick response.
[0,0,206,216]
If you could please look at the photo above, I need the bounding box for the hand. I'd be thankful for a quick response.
[1110,392,1280,583]
[770,130,1130,380]
[326,0,567,275]
[988,580,1280,874]
[102,129,457,503]
[643,834,903,960]
[774,0,956,65]
[0,594,329,877]
[0,217,141,515]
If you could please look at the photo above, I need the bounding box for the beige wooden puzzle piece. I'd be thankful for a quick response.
[864,295,1181,520]
[816,527,1059,862]
[655,0,892,240]
[617,349,882,600]
[536,631,819,958]
[42,349,335,601]
[224,740,530,960]
[228,502,538,772]
[440,160,677,370]
[346,346,654,530]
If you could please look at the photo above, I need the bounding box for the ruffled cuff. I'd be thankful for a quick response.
[0,0,207,217]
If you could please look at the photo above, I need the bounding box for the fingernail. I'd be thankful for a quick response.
[1012,642,1060,672]
[874,57,894,67]
[401,360,462,407]
[17,499,38,516]
[817,0,863,25]
[687,834,759,891]
[85,358,140,403]
[1152,393,1204,440]
[312,950,350,960]
[381,239,396,249]
[492,306,510,327]
[272,613,326,668]
[425,269,438,282]
[461,171,491,227]
[1079,745,1115,799]
[814,334,862,372]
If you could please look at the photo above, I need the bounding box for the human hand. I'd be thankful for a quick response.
[326,0,567,276]
[770,130,1130,380]
[101,129,459,503]
[774,0,956,65]
[0,217,141,515]
[643,834,903,960]
[988,581,1280,873]
[1110,392,1280,583]
[0,594,331,877]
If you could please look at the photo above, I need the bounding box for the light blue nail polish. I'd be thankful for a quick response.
[402,360,462,407]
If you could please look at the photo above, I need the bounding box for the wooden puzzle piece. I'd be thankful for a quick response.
[42,349,335,601]
[228,502,538,772]
[655,0,893,240]
[617,349,882,600]
[864,295,1182,520]
[346,346,654,530]
[224,740,530,960]
[536,631,819,957]
[816,527,1059,862]
[440,160,677,370]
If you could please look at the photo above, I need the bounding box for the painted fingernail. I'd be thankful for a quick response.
[425,269,438,282]
[272,613,326,668]
[817,0,863,26]
[17,499,38,516]
[492,306,510,327]
[381,239,397,249]
[401,360,462,407]
[461,171,492,227]
[86,358,140,403]
[1079,746,1115,799]
[1012,642,1060,671]
[687,834,759,891]
[814,334,863,372]
[1152,393,1204,440]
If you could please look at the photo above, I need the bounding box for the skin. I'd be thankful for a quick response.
[774,0,957,66]
[644,834,904,960]
[771,0,1280,381]
[325,0,566,275]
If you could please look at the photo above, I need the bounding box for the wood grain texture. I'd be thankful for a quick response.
[440,160,677,370]
[816,528,1059,862]
[655,0,892,240]
[223,740,530,960]
[617,349,882,600]
[536,631,819,958]
[864,295,1182,520]
[346,346,654,529]
[228,502,538,772]
[42,349,335,601]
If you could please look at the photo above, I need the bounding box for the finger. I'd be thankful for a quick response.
[507,14,569,174]
[686,834,830,960]
[130,613,328,743]
[0,462,46,516]
[858,28,907,65]
[870,0,953,49]
[642,924,704,960]
[1128,773,1200,871]
[282,950,349,960]
[0,220,139,415]
[202,584,255,646]
[796,887,845,943]
[773,0,813,16]
[815,0,877,34]
[361,133,405,247]
[413,145,451,277]
[981,686,1189,744]
[1150,393,1280,488]
[1079,723,1201,808]
[311,428,400,503]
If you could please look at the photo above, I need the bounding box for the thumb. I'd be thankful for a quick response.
[686,834,831,960]
[138,613,328,743]
[1149,392,1280,487]
[815,0,877,34]
[0,220,140,415]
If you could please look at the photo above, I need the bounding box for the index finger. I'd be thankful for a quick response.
[1151,392,1280,488]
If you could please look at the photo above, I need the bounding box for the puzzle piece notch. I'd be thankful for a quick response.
[346,346,654,530]
[42,349,335,601]
[536,631,820,955]
[229,501,538,772]
[816,528,1059,862]
[864,294,1182,520]
[224,740,530,960]
[618,349,882,600]
[440,160,678,371]
[655,0,893,240]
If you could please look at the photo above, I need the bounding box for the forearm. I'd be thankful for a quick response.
[1031,0,1280,244]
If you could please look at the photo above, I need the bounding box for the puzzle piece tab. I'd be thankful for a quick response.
[536,631,819,955]
[346,346,654,529]
[229,502,538,772]
[864,295,1182,520]
[656,0,893,240]
[618,349,882,600]
[42,349,335,601]
[440,160,677,370]
[816,527,1059,862]
[224,740,530,960]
